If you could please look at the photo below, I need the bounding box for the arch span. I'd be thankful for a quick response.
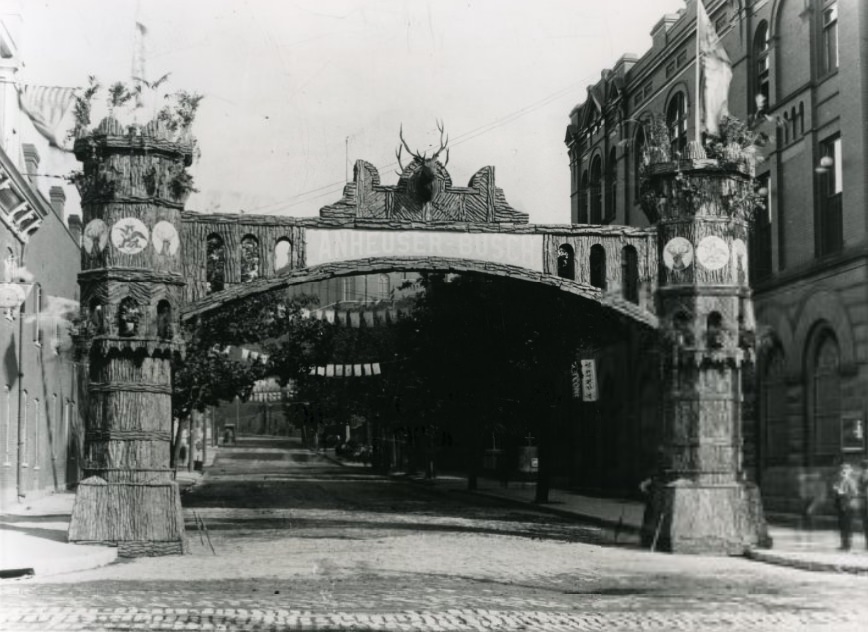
[180,255,658,328]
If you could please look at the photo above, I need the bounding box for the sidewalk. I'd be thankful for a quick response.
[327,452,868,575]
[0,469,205,579]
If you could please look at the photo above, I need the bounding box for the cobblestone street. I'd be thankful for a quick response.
[2,437,867,631]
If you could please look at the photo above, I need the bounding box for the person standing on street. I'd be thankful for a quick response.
[859,460,868,550]
[832,461,859,551]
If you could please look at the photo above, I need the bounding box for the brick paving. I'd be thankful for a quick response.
[1,436,867,631]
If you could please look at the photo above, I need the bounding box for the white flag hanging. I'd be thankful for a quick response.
[697,0,732,136]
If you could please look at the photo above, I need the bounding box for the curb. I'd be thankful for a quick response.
[745,548,868,575]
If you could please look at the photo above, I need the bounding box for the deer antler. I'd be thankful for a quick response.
[399,124,423,160]
[431,119,449,165]
[395,144,405,175]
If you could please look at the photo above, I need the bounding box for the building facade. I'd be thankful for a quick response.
[0,5,82,509]
[566,0,867,513]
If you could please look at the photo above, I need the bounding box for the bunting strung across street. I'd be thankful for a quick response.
[18,84,77,150]
[308,362,383,377]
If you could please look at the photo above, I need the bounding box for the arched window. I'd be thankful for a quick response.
[761,345,788,463]
[666,92,687,156]
[589,244,606,289]
[589,156,602,224]
[88,298,104,335]
[156,300,172,340]
[240,235,260,282]
[706,311,724,349]
[634,126,647,198]
[810,330,840,459]
[673,310,694,347]
[206,234,225,293]
[605,147,617,222]
[579,170,589,224]
[557,244,575,280]
[117,297,140,337]
[274,238,292,272]
[621,245,639,304]
[753,21,770,113]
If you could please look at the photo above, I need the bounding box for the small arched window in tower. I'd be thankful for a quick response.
[589,156,602,224]
[240,235,260,282]
[667,92,687,158]
[706,311,725,349]
[274,238,292,272]
[206,233,225,293]
[621,245,639,304]
[156,300,172,340]
[673,310,694,347]
[589,244,606,289]
[89,298,104,334]
[556,244,575,280]
[605,147,617,222]
[117,297,141,337]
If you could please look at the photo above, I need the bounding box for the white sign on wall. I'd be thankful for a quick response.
[580,359,598,402]
[305,229,544,273]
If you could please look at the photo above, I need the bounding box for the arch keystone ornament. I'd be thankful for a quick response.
[640,155,770,554]
[68,116,193,557]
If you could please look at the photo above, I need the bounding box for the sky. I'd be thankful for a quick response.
[18,0,686,224]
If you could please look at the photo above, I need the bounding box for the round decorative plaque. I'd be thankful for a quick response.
[111,218,150,255]
[152,221,180,256]
[82,219,109,254]
[663,236,694,271]
[696,235,730,271]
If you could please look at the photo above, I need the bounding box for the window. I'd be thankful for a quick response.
[557,244,575,280]
[589,156,602,224]
[820,2,838,76]
[666,92,687,158]
[750,173,773,283]
[579,170,589,223]
[665,61,676,78]
[589,245,606,289]
[156,300,173,340]
[605,148,617,222]
[206,234,226,293]
[634,126,647,198]
[378,274,391,299]
[761,346,788,463]
[274,238,292,272]
[817,135,842,256]
[240,235,260,282]
[621,245,639,304]
[32,283,42,346]
[811,331,840,458]
[714,12,728,35]
[676,50,687,68]
[753,22,770,113]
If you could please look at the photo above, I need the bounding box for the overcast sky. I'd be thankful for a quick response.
[19,0,685,224]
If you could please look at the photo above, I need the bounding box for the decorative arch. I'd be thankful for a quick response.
[557,243,575,280]
[772,0,810,101]
[752,20,770,112]
[805,324,841,461]
[589,244,606,289]
[240,234,261,282]
[274,237,292,272]
[621,245,639,304]
[791,289,855,375]
[205,233,226,293]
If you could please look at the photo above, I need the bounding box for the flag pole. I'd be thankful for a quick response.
[695,0,702,145]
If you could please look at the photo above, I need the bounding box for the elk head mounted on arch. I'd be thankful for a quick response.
[395,120,450,205]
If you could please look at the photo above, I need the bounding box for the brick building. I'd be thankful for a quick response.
[0,5,82,509]
[565,0,867,513]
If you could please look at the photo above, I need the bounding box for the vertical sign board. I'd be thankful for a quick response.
[570,361,582,399]
[581,359,598,402]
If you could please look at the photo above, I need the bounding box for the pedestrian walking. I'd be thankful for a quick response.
[859,459,868,550]
[831,460,859,551]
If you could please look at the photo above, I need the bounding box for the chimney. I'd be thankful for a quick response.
[22,143,40,179]
[650,13,680,50]
[49,185,66,216]
[67,213,82,246]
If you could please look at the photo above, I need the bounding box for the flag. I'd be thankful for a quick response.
[697,0,732,137]
[131,22,148,108]
[17,85,76,150]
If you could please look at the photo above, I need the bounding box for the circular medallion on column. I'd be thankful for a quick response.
[696,235,729,271]
[111,218,150,255]
[82,219,109,254]
[152,221,180,256]
[663,236,694,272]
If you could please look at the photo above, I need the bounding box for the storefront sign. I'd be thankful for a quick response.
[580,359,598,402]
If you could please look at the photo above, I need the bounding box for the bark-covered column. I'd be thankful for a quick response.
[642,149,769,554]
[68,117,192,556]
